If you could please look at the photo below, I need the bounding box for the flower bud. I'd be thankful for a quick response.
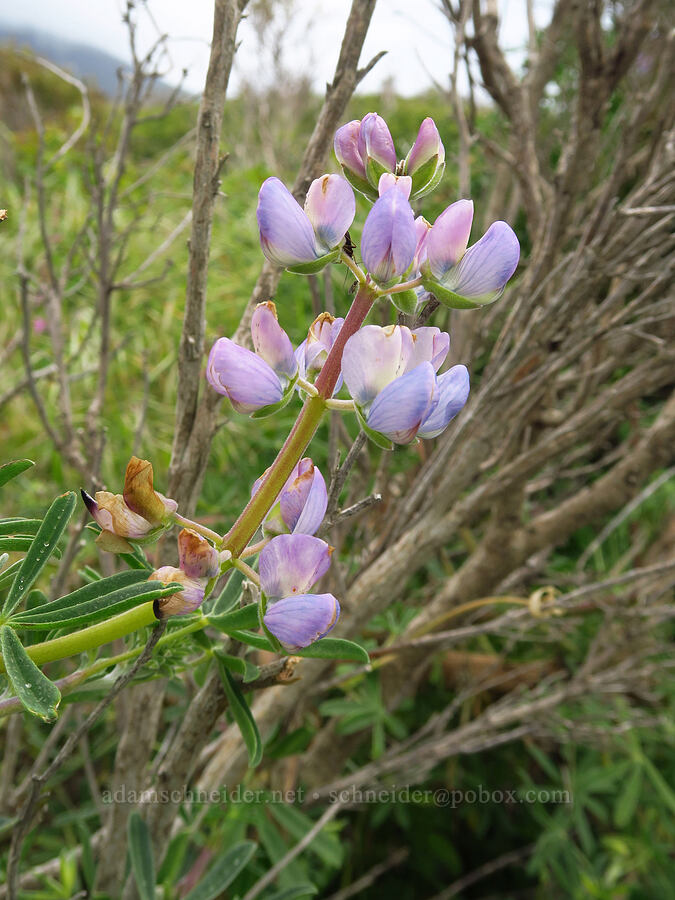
[358,113,397,189]
[334,114,396,201]
[334,120,372,197]
[361,189,416,284]
[263,593,340,650]
[150,566,206,617]
[403,117,446,199]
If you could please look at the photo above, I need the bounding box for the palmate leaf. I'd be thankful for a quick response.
[183,841,257,900]
[2,491,77,618]
[0,625,61,720]
[0,459,34,489]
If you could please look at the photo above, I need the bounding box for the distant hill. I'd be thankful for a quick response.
[0,24,177,97]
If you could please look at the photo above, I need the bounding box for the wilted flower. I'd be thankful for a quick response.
[178,528,220,579]
[360,187,417,284]
[257,175,355,273]
[207,301,298,416]
[152,529,220,617]
[82,456,177,552]
[253,457,327,536]
[334,114,445,201]
[260,534,339,650]
[341,324,469,445]
[295,312,345,394]
[422,200,520,308]
[150,567,206,617]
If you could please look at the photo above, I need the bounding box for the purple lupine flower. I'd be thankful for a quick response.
[260,534,339,650]
[426,200,474,279]
[366,362,438,444]
[341,324,415,409]
[295,313,345,380]
[251,301,297,381]
[423,201,520,308]
[206,302,297,416]
[360,188,417,283]
[378,173,412,199]
[304,175,356,254]
[403,117,446,199]
[257,176,354,273]
[342,324,469,444]
[253,457,327,536]
[263,594,340,651]
[417,365,470,439]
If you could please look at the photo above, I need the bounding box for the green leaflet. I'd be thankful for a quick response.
[183,841,257,900]
[264,887,318,900]
[217,662,263,767]
[207,602,260,633]
[214,650,260,684]
[293,637,369,664]
[127,811,155,900]
[0,519,42,536]
[2,491,77,618]
[11,579,182,630]
[0,459,34,489]
[0,625,61,720]
[226,629,275,653]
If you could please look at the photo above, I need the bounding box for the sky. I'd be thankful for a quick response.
[0,0,550,97]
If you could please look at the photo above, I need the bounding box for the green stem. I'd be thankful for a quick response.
[0,616,207,717]
[231,558,260,586]
[173,513,222,544]
[221,281,377,557]
[0,602,159,672]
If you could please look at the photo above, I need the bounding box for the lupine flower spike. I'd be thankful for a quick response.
[422,200,520,308]
[81,456,177,552]
[260,534,339,650]
[207,301,298,416]
[257,174,355,273]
